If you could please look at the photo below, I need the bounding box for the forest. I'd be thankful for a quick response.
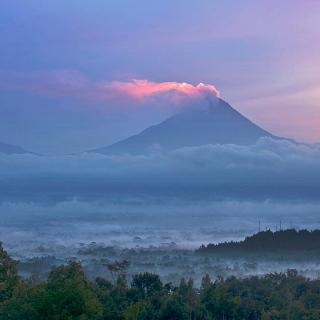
[197,229,320,256]
[2,242,320,320]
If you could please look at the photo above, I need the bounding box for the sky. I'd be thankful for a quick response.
[1,0,320,153]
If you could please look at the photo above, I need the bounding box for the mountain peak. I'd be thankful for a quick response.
[92,98,277,155]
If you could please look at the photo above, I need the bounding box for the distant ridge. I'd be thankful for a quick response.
[197,229,320,256]
[0,142,33,154]
[91,98,280,155]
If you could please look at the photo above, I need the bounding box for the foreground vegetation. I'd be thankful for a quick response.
[2,243,320,319]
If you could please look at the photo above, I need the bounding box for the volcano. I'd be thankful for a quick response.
[92,98,279,155]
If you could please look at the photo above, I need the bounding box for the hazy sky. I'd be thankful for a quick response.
[1,0,320,153]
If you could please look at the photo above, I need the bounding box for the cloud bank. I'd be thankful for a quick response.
[2,199,320,253]
[0,137,319,204]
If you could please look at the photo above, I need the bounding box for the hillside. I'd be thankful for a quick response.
[91,98,278,155]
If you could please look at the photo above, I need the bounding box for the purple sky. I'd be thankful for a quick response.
[1,0,320,153]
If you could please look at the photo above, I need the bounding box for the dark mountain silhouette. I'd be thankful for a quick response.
[197,229,320,256]
[91,98,279,155]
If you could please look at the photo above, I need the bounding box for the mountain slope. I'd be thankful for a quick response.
[92,98,278,155]
[0,142,32,154]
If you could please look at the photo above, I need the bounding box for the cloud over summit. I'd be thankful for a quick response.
[105,79,220,103]
[0,70,220,106]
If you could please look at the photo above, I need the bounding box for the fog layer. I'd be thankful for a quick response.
[0,137,320,256]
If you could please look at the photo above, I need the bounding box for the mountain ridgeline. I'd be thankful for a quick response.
[197,229,320,256]
[91,98,279,155]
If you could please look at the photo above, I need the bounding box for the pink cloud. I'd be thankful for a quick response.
[104,79,220,102]
[0,70,220,106]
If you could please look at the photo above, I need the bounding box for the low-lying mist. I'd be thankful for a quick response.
[1,137,320,283]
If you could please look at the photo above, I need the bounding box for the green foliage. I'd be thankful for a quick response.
[2,243,320,319]
[159,296,188,320]
[39,261,103,319]
[131,273,162,297]
[0,242,19,304]
[1,260,102,320]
